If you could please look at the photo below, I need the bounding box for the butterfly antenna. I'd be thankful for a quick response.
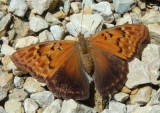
[80,3,85,33]
[70,21,79,36]
[90,20,94,36]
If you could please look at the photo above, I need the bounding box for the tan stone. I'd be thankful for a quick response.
[121,86,131,94]
[130,88,139,95]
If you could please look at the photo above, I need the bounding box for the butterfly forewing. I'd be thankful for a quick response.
[11,41,75,82]
[89,24,149,61]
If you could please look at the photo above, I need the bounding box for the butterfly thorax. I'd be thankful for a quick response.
[77,33,94,75]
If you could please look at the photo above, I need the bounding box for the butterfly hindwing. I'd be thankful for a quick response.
[89,24,148,61]
[90,47,128,97]
[46,50,89,100]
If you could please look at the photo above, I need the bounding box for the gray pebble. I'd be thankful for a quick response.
[30,91,55,109]
[66,13,104,38]
[113,0,135,14]
[29,16,49,32]
[0,14,11,32]
[24,98,39,113]
[8,0,28,17]
[50,25,65,40]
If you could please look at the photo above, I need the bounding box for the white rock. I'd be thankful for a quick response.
[132,18,141,24]
[133,106,151,113]
[0,11,4,19]
[0,72,14,91]
[50,25,64,40]
[116,18,128,25]
[0,86,7,101]
[83,0,94,7]
[1,45,15,56]
[61,99,97,113]
[113,0,135,14]
[151,105,160,113]
[71,2,82,14]
[0,0,8,4]
[8,0,28,17]
[133,105,160,113]
[142,44,160,84]
[30,91,55,109]
[137,0,146,10]
[132,6,142,14]
[25,0,33,9]
[80,104,97,113]
[130,86,152,105]
[45,12,61,25]
[24,98,39,113]
[29,16,49,32]
[61,99,77,113]
[64,35,77,40]
[4,99,24,113]
[23,77,46,93]
[34,79,47,87]
[130,12,141,24]
[125,58,151,89]
[0,13,11,32]
[91,2,114,23]
[123,13,132,24]
[147,24,160,44]
[15,36,38,49]
[43,99,62,113]
[31,0,55,15]
[1,57,9,70]
[109,101,126,113]
[114,92,129,102]
[10,61,28,76]
[0,106,6,113]
[152,6,160,11]
[1,37,8,45]
[127,104,140,113]
[147,89,160,105]
[104,23,114,28]
[8,29,16,40]
[9,88,28,102]
[66,13,104,38]
[2,56,12,72]
[63,0,70,13]
[131,7,142,22]
[39,30,54,42]
[14,76,24,88]
[114,13,121,21]
[141,9,160,24]
[101,109,117,113]
[1,37,15,56]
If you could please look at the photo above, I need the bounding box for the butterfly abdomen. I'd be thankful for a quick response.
[77,33,94,75]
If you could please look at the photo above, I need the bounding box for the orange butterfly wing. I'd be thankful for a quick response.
[88,24,149,97]
[89,24,149,61]
[11,40,89,100]
[90,47,128,96]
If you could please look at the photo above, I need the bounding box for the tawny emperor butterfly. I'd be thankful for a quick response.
[11,24,149,100]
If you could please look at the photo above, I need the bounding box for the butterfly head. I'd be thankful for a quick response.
[77,32,85,40]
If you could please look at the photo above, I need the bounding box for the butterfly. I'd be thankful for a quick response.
[11,24,149,100]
